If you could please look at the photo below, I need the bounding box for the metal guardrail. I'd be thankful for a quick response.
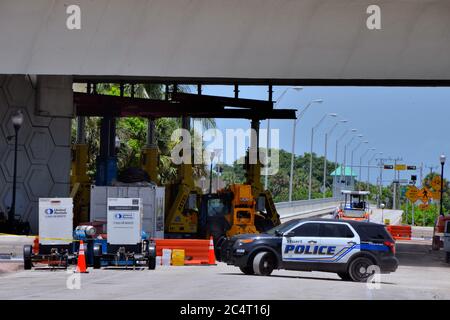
[275,197,341,219]
[275,197,340,209]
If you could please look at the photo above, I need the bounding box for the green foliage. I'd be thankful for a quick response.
[221,149,339,202]
[71,83,214,184]
[402,203,439,227]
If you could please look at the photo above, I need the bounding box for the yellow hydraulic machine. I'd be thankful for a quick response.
[220,184,258,237]
[164,116,202,237]
[244,119,281,231]
[70,116,91,226]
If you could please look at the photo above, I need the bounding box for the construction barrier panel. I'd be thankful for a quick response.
[387,225,412,240]
[154,239,210,265]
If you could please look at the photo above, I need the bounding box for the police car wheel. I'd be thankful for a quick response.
[348,257,375,282]
[148,256,156,270]
[239,265,255,275]
[337,272,352,281]
[23,245,32,270]
[253,252,275,276]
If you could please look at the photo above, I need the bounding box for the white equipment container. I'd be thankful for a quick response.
[107,198,142,245]
[90,185,165,239]
[38,198,73,246]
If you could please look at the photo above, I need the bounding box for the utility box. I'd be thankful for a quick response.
[90,185,165,239]
[39,198,73,246]
[107,198,142,245]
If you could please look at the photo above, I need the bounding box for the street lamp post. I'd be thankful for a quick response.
[334,128,350,196]
[8,110,24,227]
[265,86,303,191]
[367,151,382,186]
[359,147,375,187]
[440,154,446,216]
[308,113,337,200]
[350,137,366,189]
[288,99,323,202]
[341,129,358,192]
[322,119,347,198]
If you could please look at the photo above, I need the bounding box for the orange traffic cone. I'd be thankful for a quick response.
[208,236,216,265]
[32,237,39,255]
[75,240,88,273]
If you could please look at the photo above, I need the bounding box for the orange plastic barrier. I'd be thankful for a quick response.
[154,239,210,265]
[387,225,412,240]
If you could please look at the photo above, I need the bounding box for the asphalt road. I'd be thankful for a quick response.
[370,209,403,225]
[0,241,449,300]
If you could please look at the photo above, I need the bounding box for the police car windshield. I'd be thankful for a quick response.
[266,220,300,235]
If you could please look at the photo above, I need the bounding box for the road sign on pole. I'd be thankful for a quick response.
[418,187,431,203]
[405,185,420,203]
[395,164,407,171]
[384,165,394,170]
[431,175,442,191]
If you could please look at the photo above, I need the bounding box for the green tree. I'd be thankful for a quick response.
[72,83,215,184]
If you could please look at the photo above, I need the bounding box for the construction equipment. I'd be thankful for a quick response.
[164,117,202,238]
[199,184,258,241]
[198,120,281,241]
[244,120,281,231]
[432,214,450,250]
[92,197,156,269]
[443,221,450,263]
[335,190,371,222]
[70,116,91,226]
[23,198,75,270]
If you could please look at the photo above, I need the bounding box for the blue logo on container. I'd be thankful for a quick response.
[115,213,123,219]
[45,208,54,215]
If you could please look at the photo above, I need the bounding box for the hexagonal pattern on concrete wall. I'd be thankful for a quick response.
[0,75,8,88]
[0,169,7,213]
[2,184,30,218]
[50,183,70,198]
[26,91,52,127]
[4,75,33,107]
[0,88,8,122]
[0,75,73,232]
[23,202,38,234]
[48,147,71,184]
[25,128,55,165]
[49,118,71,146]
[24,165,54,200]
[0,145,31,183]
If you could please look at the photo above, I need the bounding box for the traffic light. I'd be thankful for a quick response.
[411,175,417,181]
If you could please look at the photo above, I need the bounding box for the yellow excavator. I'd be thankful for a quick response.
[198,120,281,241]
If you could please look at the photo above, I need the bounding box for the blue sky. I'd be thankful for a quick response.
[189,85,450,185]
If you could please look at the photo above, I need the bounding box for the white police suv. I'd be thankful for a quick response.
[218,218,398,282]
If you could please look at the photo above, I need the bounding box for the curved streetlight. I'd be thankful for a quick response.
[367,151,383,186]
[359,147,376,184]
[341,130,358,189]
[8,110,24,227]
[265,86,303,190]
[351,139,368,188]
[333,126,351,196]
[308,113,337,199]
[322,119,347,198]
[288,99,323,202]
